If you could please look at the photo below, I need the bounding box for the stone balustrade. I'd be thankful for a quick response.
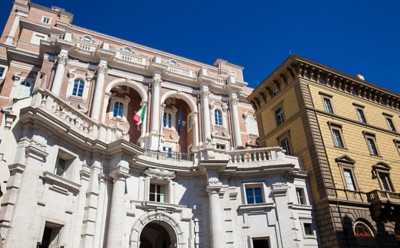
[30,88,128,143]
[166,64,196,78]
[75,39,99,52]
[114,51,150,66]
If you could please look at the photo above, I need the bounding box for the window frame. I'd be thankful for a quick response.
[329,123,346,149]
[386,116,396,132]
[336,155,359,192]
[243,183,265,205]
[71,78,85,97]
[109,95,130,122]
[323,97,334,114]
[354,222,374,238]
[275,107,285,126]
[54,149,75,179]
[363,132,379,156]
[41,16,51,24]
[0,65,8,79]
[214,109,223,126]
[149,182,166,203]
[373,163,394,192]
[295,187,307,205]
[11,77,35,99]
[355,106,367,124]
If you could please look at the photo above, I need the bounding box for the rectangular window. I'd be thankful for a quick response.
[245,186,263,204]
[275,107,284,126]
[216,144,226,150]
[41,16,51,24]
[0,66,5,78]
[386,117,396,132]
[343,169,356,191]
[378,172,393,192]
[163,147,173,158]
[40,222,62,248]
[296,188,306,205]
[252,238,269,248]
[54,158,67,177]
[366,136,379,156]
[323,97,334,114]
[357,108,367,124]
[149,183,165,202]
[280,138,292,155]
[304,223,313,236]
[332,128,345,148]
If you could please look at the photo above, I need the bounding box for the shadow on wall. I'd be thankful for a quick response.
[335,216,400,248]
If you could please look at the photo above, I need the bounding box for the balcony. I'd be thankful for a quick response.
[166,63,196,79]
[114,51,150,68]
[74,39,99,54]
[367,189,400,222]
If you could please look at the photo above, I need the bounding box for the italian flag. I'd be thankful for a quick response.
[133,103,146,126]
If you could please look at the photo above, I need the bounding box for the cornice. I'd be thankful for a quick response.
[249,54,400,112]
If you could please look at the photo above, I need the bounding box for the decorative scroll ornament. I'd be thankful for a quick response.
[144,168,175,180]
[201,89,210,99]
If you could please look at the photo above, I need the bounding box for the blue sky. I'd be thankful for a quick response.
[1,0,400,92]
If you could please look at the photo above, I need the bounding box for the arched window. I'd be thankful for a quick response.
[122,47,132,53]
[214,110,223,126]
[72,79,85,97]
[354,222,374,237]
[82,35,92,43]
[163,112,172,128]
[113,101,124,118]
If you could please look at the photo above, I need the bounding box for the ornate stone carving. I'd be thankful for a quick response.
[144,168,175,180]
[152,78,162,87]
[97,64,108,74]
[201,89,209,99]
[57,54,69,66]
[67,68,76,78]
[230,97,238,105]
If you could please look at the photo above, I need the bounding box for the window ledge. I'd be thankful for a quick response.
[287,203,313,210]
[237,203,275,211]
[135,201,187,212]
[68,96,84,102]
[111,116,126,122]
[40,171,81,194]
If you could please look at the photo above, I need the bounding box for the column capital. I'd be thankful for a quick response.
[97,64,108,74]
[152,77,162,87]
[109,166,129,181]
[57,54,69,66]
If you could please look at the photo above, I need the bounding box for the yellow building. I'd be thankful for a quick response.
[248,54,400,247]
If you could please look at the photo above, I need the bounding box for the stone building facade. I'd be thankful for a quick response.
[0,1,318,247]
[248,54,400,247]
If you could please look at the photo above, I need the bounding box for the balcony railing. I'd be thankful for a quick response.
[75,40,99,52]
[30,88,128,143]
[114,51,150,67]
[367,189,400,205]
[166,64,196,78]
[225,147,286,164]
[144,150,194,162]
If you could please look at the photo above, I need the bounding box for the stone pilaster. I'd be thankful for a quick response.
[201,84,211,146]
[51,52,69,96]
[229,92,242,148]
[91,61,108,121]
[272,183,294,248]
[106,164,129,248]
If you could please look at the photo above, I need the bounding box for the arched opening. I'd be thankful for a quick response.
[353,220,376,247]
[105,84,143,144]
[160,97,193,160]
[139,222,174,248]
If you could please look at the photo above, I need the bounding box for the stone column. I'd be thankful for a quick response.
[91,61,108,121]
[272,183,294,248]
[150,73,162,133]
[106,165,129,248]
[229,92,242,148]
[193,112,199,148]
[208,187,224,248]
[201,84,211,145]
[101,92,111,123]
[149,74,162,150]
[51,52,68,96]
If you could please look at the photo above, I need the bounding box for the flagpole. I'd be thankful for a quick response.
[157,103,165,159]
